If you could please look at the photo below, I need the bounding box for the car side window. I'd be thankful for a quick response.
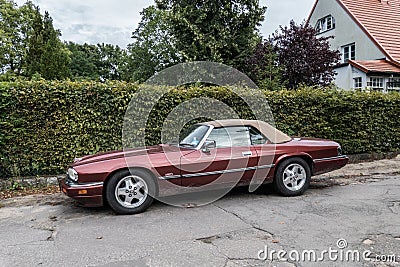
[249,127,268,145]
[208,126,251,148]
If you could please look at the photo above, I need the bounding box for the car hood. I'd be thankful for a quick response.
[71,144,189,166]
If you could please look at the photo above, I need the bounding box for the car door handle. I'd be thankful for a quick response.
[242,151,252,157]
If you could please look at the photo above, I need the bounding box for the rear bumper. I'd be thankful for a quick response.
[59,178,104,207]
[313,155,349,175]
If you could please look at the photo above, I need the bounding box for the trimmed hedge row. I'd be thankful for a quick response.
[0,81,399,178]
[0,81,138,178]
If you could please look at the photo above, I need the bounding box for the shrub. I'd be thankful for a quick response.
[0,81,399,178]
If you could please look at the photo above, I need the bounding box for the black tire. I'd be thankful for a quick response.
[106,169,156,215]
[273,157,311,196]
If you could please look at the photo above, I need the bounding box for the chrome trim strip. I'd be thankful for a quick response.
[313,155,348,163]
[65,181,104,188]
[159,164,275,180]
[160,174,181,180]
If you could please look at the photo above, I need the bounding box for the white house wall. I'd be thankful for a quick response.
[334,65,352,89]
[333,64,368,90]
[350,67,367,88]
[309,0,386,62]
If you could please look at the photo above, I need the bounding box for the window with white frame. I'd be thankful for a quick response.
[368,77,384,90]
[342,43,355,63]
[388,77,400,90]
[353,77,362,89]
[315,15,336,34]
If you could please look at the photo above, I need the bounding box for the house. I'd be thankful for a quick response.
[308,0,400,92]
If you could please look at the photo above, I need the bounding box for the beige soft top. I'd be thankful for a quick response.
[201,119,292,144]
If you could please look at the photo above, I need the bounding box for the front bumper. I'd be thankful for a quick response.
[59,178,104,207]
[313,155,349,175]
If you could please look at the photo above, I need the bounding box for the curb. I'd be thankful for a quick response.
[347,151,399,163]
[0,175,64,190]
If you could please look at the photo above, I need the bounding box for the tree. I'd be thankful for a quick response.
[272,20,341,88]
[155,0,266,68]
[125,6,181,82]
[25,10,71,79]
[67,42,128,81]
[243,40,286,90]
[0,0,70,80]
[0,0,29,75]
[66,42,100,80]
[97,43,128,81]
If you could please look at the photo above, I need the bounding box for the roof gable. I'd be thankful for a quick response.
[338,0,400,64]
[309,0,400,64]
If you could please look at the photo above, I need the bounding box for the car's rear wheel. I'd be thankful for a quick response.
[274,158,311,196]
[106,169,155,215]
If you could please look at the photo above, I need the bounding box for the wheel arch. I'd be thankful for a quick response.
[273,153,314,178]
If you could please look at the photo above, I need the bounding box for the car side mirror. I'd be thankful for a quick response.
[202,140,216,153]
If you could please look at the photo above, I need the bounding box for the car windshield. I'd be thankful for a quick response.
[179,124,209,148]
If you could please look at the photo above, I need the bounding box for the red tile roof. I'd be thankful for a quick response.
[337,0,400,64]
[349,59,400,73]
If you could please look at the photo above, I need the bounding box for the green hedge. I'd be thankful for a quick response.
[0,81,399,178]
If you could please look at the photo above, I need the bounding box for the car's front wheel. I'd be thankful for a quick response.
[274,158,311,196]
[106,169,156,215]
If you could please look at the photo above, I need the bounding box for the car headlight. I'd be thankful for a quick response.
[67,168,79,182]
[337,146,343,156]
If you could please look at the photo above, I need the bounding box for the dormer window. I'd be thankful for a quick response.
[315,15,335,34]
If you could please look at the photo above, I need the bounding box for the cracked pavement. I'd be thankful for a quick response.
[0,157,399,267]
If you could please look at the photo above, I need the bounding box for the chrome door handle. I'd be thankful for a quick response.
[242,151,252,157]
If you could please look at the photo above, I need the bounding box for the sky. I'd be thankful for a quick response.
[14,0,316,48]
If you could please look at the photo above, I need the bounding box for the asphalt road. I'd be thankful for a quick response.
[0,174,399,267]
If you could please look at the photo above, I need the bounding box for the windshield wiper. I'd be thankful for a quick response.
[179,143,195,147]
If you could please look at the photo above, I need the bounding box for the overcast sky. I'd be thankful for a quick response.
[14,0,316,48]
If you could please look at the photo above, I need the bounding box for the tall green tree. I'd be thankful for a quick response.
[25,10,71,79]
[155,0,266,68]
[0,0,28,76]
[125,6,181,82]
[0,0,70,80]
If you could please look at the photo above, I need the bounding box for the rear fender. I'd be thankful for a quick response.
[274,152,314,175]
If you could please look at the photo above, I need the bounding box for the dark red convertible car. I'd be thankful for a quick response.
[60,119,348,214]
